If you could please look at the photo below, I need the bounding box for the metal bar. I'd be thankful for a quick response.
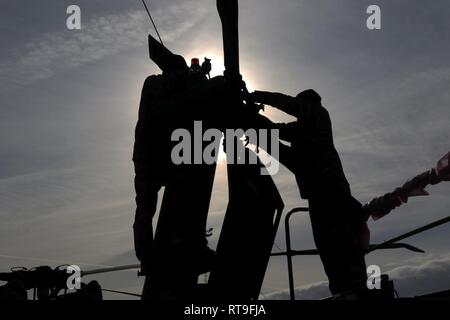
[368,215,450,253]
[281,207,435,300]
[271,242,424,257]
[284,207,309,301]
[272,205,284,252]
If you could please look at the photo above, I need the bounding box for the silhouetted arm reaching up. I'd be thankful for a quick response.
[253,114,298,143]
[252,91,299,118]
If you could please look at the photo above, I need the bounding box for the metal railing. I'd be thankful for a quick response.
[270,207,450,300]
[13,208,446,300]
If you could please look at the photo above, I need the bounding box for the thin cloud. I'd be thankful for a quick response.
[0,2,207,93]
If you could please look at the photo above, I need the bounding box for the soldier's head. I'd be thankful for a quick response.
[296,89,322,105]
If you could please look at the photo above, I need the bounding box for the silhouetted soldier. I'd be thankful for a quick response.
[133,36,191,276]
[134,35,242,300]
[251,89,368,295]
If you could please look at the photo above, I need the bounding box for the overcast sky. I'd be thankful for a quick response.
[0,0,449,299]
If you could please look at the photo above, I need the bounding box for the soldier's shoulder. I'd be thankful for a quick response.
[318,104,331,120]
[142,74,168,96]
[143,74,163,86]
[210,75,225,80]
[315,104,333,127]
[318,104,329,113]
[208,75,226,83]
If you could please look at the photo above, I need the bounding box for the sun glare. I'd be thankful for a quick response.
[183,48,261,167]
[185,49,258,91]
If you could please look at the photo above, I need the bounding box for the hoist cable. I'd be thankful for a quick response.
[141,0,164,45]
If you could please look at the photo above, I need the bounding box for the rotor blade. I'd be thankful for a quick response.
[102,288,142,298]
[81,264,140,277]
[368,215,450,253]
[367,242,424,253]
[217,0,240,80]
[436,151,450,181]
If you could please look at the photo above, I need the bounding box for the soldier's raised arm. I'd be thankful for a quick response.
[252,114,298,143]
[251,90,299,118]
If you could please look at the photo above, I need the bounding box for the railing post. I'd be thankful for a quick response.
[284,207,309,301]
